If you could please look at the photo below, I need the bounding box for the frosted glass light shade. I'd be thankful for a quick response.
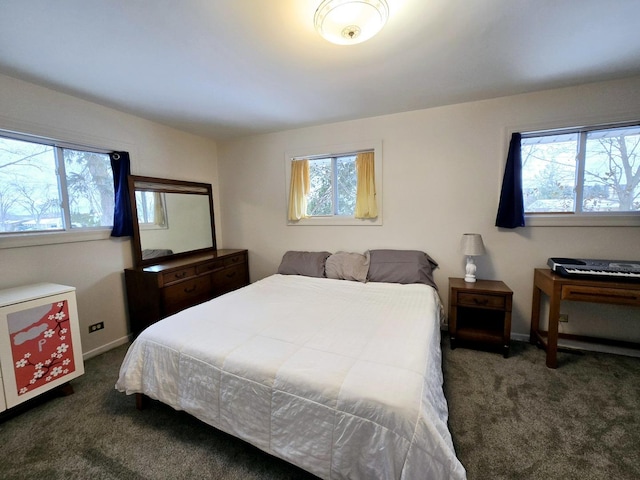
[314,0,389,45]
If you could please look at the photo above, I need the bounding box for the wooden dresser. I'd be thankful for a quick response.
[125,249,249,335]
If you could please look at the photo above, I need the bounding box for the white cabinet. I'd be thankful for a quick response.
[0,283,84,411]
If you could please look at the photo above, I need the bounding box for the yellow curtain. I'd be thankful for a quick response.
[153,192,166,226]
[288,159,310,221]
[354,152,377,219]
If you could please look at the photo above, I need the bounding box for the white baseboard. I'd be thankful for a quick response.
[441,324,530,343]
[82,334,132,361]
[510,332,530,342]
[441,325,640,358]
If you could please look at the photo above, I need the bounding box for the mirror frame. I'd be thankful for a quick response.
[128,175,217,268]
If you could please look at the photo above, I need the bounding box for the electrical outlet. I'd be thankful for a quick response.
[89,322,104,333]
[559,314,569,323]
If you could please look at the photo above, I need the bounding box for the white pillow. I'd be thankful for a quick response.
[325,251,370,282]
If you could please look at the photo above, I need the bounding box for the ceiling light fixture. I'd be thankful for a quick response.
[314,0,389,46]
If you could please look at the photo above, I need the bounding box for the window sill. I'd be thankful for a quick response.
[287,216,382,226]
[524,214,640,227]
[0,229,115,249]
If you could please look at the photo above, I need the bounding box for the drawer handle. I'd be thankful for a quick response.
[473,298,489,306]
[184,286,197,293]
[226,271,237,279]
[174,272,187,279]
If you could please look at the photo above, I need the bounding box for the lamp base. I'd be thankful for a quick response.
[464,256,477,283]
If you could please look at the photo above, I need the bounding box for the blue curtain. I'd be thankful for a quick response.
[110,151,134,237]
[495,132,525,228]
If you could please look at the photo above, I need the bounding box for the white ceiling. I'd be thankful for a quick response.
[1,0,639,140]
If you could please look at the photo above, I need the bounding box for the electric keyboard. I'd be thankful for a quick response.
[547,257,640,282]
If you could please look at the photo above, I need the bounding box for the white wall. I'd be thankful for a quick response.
[2,72,638,358]
[0,74,219,358]
[217,76,640,345]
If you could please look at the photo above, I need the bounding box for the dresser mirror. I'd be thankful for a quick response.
[128,175,217,267]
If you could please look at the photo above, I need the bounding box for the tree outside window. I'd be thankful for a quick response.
[0,135,114,233]
[307,155,357,217]
[521,125,640,215]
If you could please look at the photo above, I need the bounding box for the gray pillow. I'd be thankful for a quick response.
[277,251,332,278]
[367,249,438,289]
[325,251,370,282]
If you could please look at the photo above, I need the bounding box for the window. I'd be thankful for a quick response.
[0,132,114,235]
[135,191,168,229]
[307,154,358,216]
[521,123,640,216]
[285,141,382,226]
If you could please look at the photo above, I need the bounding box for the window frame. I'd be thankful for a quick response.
[135,190,169,231]
[285,140,383,226]
[306,153,360,217]
[0,129,117,248]
[515,122,640,227]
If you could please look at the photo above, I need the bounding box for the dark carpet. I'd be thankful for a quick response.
[0,336,638,479]
[443,340,640,480]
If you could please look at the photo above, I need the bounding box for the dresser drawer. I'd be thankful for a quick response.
[211,264,248,294]
[196,260,224,275]
[224,253,246,267]
[162,276,212,315]
[457,292,506,309]
[162,267,196,284]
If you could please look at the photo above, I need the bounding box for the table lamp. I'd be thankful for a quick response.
[461,233,486,283]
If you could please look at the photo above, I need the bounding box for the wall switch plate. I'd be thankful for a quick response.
[559,314,569,323]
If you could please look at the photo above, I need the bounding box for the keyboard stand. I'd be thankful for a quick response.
[530,268,640,368]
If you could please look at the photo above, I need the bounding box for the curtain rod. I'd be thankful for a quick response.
[290,149,374,161]
[0,128,115,155]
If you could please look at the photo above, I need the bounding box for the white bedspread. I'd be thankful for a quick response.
[116,274,466,480]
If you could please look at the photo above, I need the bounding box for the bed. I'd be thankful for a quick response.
[116,250,467,480]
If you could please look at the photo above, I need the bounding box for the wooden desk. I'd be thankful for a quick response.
[530,268,640,368]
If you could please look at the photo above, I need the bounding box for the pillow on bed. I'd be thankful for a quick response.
[367,249,438,288]
[325,251,370,282]
[277,251,332,278]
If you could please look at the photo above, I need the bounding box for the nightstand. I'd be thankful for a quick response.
[448,277,513,357]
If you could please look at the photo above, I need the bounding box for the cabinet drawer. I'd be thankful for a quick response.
[561,285,640,305]
[212,264,248,292]
[162,276,212,315]
[224,253,246,267]
[196,260,224,275]
[162,267,196,284]
[457,292,505,309]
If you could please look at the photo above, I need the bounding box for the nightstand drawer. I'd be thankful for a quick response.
[457,292,506,309]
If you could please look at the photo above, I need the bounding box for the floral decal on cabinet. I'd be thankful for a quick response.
[8,300,77,396]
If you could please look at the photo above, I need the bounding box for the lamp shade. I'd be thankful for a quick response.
[460,233,486,256]
[314,0,389,45]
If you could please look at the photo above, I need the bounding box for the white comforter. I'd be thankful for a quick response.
[116,274,466,480]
